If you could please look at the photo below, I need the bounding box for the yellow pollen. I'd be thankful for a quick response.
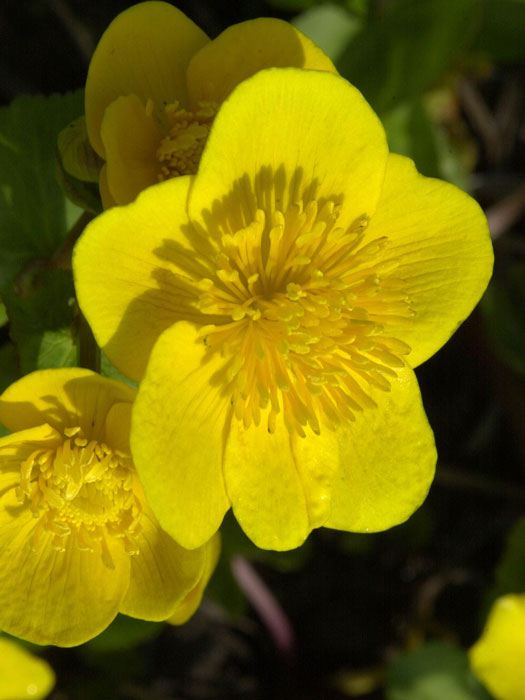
[17,427,141,565]
[157,101,217,180]
[195,195,414,436]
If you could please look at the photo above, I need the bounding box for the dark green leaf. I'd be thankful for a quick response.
[386,641,492,700]
[382,95,470,186]
[0,301,6,327]
[55,150,102,215]
[208,511,310,617]
[3,268,77,373]
[344,0,370,18]
[494,517,525,595]
[0,91,83,287]
[0,342,18,394]
[383,100,441,178]
[101,353,138,389]
[293,4,362,62]
[267,0,320,10]
[206,553,248,618]
[338,0,481,114]
[83,615,163,653]
[480,260,525,378]
[0,339,18,435]
[474,0,525,63]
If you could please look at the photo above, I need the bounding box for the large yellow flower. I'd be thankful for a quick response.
[85,0,336,207]
[74,68,493,551]
[469,594,525,700]
[0,368,218,646]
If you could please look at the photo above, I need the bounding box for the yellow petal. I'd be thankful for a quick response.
[364,154,493,368]
[85,1,209,157]
[0,368,135,440]
[0,637,55,700]
[325,366,436,533]
[224,414,309,551]
[74,176,199,382]
[189,68,388,237]
[119,497,206,621]
[187,18,336,106]
[131,321,230,550]
[224,413,339,550]
[101,95,163,205]
[168,533,221,625]
[0,486,130,646]
[469,594,525,700]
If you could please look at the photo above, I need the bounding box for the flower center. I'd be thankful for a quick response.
[156,101,217,180]
[196,199,414,436]
[17,426,141,565]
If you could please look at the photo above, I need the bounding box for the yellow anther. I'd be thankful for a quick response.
[156,101,217,180]
[17,425,142,564]
[195,193,413,437]
[231,306,246,321]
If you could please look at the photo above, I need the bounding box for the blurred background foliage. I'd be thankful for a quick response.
[1,0,524,697]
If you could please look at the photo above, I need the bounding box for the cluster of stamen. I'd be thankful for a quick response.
[156,101,217,180]
[196,198,414,436]
[17,426,141,566]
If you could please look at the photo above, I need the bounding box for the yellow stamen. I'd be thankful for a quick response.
[18,427,142,564]
[194,194,414,436]
[156,101,217,180]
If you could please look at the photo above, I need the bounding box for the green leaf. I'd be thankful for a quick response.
[338,0,481,114]
[101,353,138,388]
[382,97,469,187]
[55,150,102,215]
[3,269,77,373]
[382,100,441,178]
[0,342,18,393]
[267,0,320,10]
[83,615,163,653]
[386,641,492,700]
[207,511,311,617]
[474,0,525,63]
[494,517,525,595]
[206,553,248,618]
[480,261,525,378]
[0,340,18,436]
[293,4,362,62]
[0,301,7,328]
[0,91,83,287]
[344,0,370,18]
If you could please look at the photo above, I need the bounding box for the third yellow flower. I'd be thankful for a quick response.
[85,1,335,207]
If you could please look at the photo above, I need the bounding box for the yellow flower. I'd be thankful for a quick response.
[0,636,54,700]
[74,68,493,551]
[469,594,525,700]
[0,368,219,646]
[85,0,336,207]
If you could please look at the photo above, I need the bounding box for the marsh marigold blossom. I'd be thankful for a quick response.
[74,69,493,551]
[469,594,525,700]
[85,0,336,207]
[0,368,218,646]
